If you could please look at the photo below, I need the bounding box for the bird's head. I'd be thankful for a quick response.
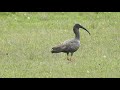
[74,24,90,35]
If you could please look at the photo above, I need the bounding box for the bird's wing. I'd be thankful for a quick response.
[62,39,80,52]
[51,43,67,53]
[52,39,80,53]
[52,43,67,50]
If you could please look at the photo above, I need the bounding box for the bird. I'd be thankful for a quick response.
[51,24,90,61]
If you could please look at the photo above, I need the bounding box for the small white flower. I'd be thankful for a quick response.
[87,70,90,73]
[24,13,27,16]
[74,63,77,66]
[64,30,67,32]
[15,18,17,20]
[103,55,106,58]
[27,17,30,19]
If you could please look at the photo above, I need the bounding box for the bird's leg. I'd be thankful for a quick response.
[69,53,73,61]
[67,53,69,60]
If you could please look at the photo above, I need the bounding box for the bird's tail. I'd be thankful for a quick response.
[51,47,62,53]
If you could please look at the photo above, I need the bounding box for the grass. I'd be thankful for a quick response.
[0,12,120,78]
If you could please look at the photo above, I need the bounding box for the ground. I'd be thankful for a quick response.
[0,12,120,78]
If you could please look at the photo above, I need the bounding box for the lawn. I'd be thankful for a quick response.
[0,12,120,78]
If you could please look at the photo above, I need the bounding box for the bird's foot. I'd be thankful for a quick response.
[66,57,75,62]
[68,58,75,62]
[67,57,70,61]
[67,58,70,61]
[67,58,72,61]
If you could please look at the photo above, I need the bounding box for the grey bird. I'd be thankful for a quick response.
[51,24,90,61]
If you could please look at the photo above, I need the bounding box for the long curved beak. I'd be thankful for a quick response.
[81,26,91,35]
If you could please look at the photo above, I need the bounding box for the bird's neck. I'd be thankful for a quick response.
[73,28,80,40]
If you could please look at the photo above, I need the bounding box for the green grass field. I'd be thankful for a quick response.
[0,12,120,78]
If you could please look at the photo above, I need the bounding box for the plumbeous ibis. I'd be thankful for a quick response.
[51,24,90,61]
